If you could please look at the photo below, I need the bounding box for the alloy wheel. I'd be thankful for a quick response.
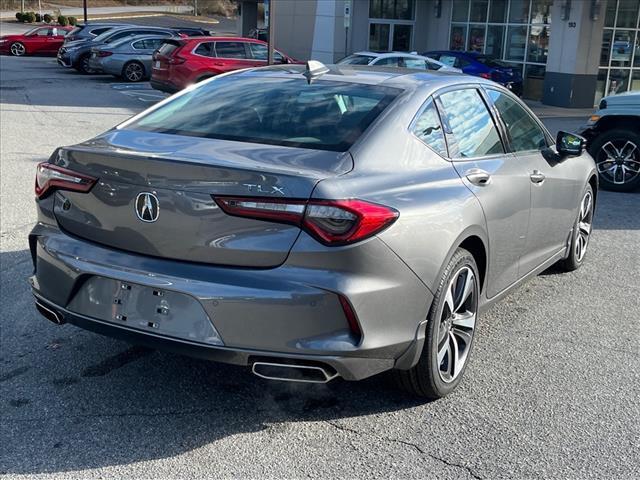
[596,140,640,186]
[10,42,25,56]
[436,266,477,383]
[575,191,593,262]
[125,63,144,82]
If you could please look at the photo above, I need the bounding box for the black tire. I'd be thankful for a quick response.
[122,61,146,82]
[560,184,595,272]
[394,248,479,399]
[10,42,26,56]
[588,128,640,192]
[77,54,95,74]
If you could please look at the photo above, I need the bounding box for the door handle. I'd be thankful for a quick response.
[465,168,491,186]
[530,170,545,184]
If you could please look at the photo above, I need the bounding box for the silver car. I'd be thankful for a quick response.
[30,63,597,399]
[337,51,462,73]
[87,35,172,82]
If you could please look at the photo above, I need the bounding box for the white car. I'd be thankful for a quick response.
[337,51,462,73]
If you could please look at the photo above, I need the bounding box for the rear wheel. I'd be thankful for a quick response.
[589,129,640,192]
[10,42,26,56]
[122,61,145,82]
[394,248,479,399]
[560,184,594,272]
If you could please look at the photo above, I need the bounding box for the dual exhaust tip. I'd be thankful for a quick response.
[34,300,339,384]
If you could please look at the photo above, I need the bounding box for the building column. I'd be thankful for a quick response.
[238,0,259,37]
[543,0,606,108]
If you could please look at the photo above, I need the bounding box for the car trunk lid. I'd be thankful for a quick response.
[51,129,352,267]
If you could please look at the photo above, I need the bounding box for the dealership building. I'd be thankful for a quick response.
[238,0,640,108]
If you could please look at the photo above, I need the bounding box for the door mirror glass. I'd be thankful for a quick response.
[556,131,586,157]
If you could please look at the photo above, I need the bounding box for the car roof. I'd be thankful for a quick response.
[352,51,427,59]
[180,36,265,43]
[231,64,483,92]
[109,34,174,45]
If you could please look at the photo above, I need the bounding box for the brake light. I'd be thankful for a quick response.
[35,162,96,199]
[214,197,399,246]
[479,72,491,79]
[97,51,112,57]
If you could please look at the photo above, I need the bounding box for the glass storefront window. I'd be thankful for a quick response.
[470,0,488,22]
[635,34,640,67]
[605,0,617,28]
[508,0,530,23]
[610,30,636,67]
[600,30,613,66]
[506,26,527,61]
[607,69,630,95]
[369,0,414,20]
[530,0,552,24]
[527,25,549,63]
[489,0,507,23]
[486,25,505,58]
[523,64,545,100]
[369,23,390,51]
[393,24,412,51]
[450,25,467,51]
[594,69,608,104]
[616,0,639,29]
[632,70,640,91]
[452,0,470,22]
[468,25,486,52]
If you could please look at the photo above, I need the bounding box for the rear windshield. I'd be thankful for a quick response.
[157,41,179,56]
[67,27,82,36]
[474,55,510,68]
[337,54,375,65]
[128,76,400,151]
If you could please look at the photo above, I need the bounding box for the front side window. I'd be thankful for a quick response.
[403,58,428,69]
[438,88,503,158]
[128,76,401,152]
[337,54,375,65]
[486,89,547,152]
[214,42,248,59]
[35,28,49,37]
[375,57,400,66]
[411,99,447,156]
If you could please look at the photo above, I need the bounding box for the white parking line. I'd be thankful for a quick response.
[111,83,168,103]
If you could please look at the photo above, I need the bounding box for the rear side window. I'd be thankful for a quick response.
[194,42,214,56]
[411,99,447,156]
[439,55,457,67]
[403,58,427,69]
[438,88,504,158]
[91,27,112,36]
[486,89,547,152]
[338,54,375,65]
[375,57,400,67]
[128,77,401,152]
[144,39,165,50]
[214,42,247,59]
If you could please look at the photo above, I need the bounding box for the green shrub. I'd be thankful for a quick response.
[43,13,52,23]
[24,11,36,23]
[68,16,77,26]
[15,12,23,21]
[57,15,68,26]
[35,13,42,22]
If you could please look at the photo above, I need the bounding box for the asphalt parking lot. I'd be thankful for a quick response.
[1,49,639,479]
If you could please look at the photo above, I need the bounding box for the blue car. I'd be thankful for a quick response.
[423,51,523,96]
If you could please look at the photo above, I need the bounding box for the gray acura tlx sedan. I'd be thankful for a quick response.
[30,63,597,399]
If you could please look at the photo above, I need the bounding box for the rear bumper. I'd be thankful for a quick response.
[150,78,179,94]
[29,223,432,381]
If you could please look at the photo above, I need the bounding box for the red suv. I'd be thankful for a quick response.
[150,36,298,93]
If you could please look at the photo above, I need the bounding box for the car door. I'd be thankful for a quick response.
[436,86,532,298]
[484,87,581,275]
[24,27,50,53]
[212,41,255,72]
[46,27,65,53]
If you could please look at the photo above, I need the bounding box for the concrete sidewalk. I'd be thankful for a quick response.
[0,5,193,19]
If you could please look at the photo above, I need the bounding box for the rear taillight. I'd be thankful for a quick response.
[97,51,112,57]
[35,162,96,199]
[168,55,186,65]
[214,197,399,246]
[479,72,491,79]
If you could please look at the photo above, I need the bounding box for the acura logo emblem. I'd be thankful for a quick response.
[135,192,159,222]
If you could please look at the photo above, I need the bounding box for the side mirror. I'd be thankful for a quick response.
[556,131,586,157]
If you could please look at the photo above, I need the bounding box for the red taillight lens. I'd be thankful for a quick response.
[169,56,186,65]
[97,51,112,57]
[35,162,96,199]
[479,72,491,79]
[214,196,399,246]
